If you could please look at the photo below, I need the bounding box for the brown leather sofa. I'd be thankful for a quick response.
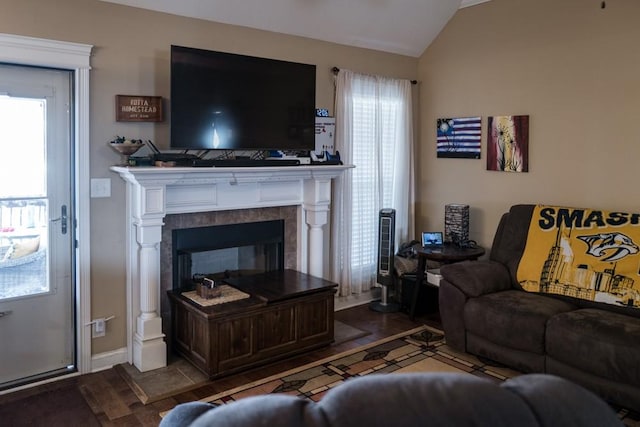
[439,204,640,412]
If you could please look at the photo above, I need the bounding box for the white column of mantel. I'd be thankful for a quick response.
[303,177,333,278]
[130,183,167,372]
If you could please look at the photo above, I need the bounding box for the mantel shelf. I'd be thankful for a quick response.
[111,164,353,215]
[110,164,353,184]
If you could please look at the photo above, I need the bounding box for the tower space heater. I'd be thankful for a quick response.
[370,208,400,313]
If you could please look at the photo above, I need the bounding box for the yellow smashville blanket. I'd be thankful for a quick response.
[517,205,640,309]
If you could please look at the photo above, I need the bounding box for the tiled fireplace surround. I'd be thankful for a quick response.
[111,165,349,373]
[159,206,299,347]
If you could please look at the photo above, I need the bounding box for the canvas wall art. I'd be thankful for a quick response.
[487,115,529,172]
[436,116,481,159]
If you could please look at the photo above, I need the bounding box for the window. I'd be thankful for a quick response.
[350,94,401,270]
[332,70,414,296]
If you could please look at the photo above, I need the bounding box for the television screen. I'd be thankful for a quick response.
[170,45,316,152]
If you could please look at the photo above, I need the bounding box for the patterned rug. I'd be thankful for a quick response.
[182,325,639,425]
[200,325,519,404]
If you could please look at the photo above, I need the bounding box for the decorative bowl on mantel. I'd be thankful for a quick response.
[109,137,145,164]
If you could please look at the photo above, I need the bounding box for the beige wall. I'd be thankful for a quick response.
[9,0,638,357]
[2,0,418,354]
[418,0,640,250]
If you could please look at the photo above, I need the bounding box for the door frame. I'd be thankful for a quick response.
[0,33,93,378]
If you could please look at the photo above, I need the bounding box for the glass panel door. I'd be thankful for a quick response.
[0,97,49,300]
[0,64,75,389]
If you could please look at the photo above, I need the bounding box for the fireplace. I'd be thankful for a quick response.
[160,206,298,345]
[172,220,285,291]
[111,164,349,372]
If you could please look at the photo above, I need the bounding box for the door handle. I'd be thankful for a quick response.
[0,310,13,318]
[50,204,68,234]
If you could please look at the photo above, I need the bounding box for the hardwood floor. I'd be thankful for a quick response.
[0,304,440,426]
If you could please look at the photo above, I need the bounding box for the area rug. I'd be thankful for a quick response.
[198,325,520,405]
[118,319,370,404]
[166,325,640,426]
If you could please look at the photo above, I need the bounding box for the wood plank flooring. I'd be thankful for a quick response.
[0,304,440,426]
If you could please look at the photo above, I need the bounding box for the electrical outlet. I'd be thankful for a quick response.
[92,318,106,338]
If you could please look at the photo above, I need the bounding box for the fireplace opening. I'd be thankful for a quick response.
[172,220,285,291]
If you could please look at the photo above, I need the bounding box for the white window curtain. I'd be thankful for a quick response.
[330,69,415,297]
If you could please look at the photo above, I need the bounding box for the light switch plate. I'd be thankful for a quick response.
[90,178,111,198]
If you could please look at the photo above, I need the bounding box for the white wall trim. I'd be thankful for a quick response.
[0,33,91,69]
[91,347,128,373]
[0,33,93,376]
[334,289,376,311]
[460,0,491,8]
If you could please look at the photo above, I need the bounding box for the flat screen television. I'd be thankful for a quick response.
[170,45,316,152]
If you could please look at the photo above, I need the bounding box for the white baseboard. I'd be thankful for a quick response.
[91,347,128,372]
[460,0,491,8]
[334,288,379,311]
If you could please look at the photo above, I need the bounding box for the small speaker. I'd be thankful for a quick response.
[371,208,400,313]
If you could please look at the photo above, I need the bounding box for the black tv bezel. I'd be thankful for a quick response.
[170,45,317,152]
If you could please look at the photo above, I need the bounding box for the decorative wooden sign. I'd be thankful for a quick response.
[116,95,163,122]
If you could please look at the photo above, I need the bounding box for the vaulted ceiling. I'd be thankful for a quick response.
[101,0,489,57]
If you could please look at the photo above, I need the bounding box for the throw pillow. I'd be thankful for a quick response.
[9,236,40,259]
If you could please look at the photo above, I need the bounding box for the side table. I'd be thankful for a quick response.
[409,244,485,320]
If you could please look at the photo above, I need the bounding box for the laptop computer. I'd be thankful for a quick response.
[422,231,444,248]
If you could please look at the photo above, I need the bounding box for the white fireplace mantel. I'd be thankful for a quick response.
[110,164,351,372]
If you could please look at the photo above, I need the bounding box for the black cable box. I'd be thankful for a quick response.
[153,153,200,162]
[311,159,343,165]
[191,158,301,167]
